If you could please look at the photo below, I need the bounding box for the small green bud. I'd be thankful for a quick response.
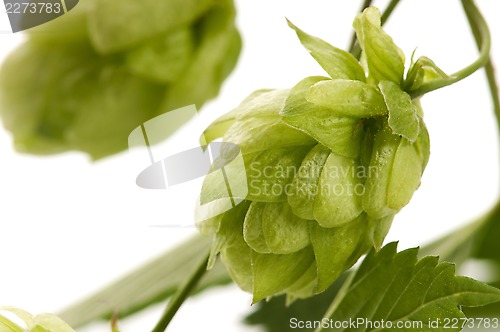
[404,56,450,93]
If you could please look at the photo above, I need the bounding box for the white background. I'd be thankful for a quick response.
[1,0,499,331]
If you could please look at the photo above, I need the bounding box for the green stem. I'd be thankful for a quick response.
[461,0,500,140]
[410,0,491,98]
[111,312,120,332]
[151,253,209,332]
[463,0,500,192]
[380,0,401,25]
[350,0,402,58]
[483,61,500,137]
[314,271,356,332]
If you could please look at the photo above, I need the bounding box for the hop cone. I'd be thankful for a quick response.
[197,7,431,303]
[0,0,240,159]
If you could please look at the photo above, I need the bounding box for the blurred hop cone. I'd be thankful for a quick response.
[196,7,431,303]
[0,0,241,159]
[0,306,75,332]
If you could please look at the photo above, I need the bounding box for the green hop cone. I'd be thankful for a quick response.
[0,0,241,159]
[197,7,431,303]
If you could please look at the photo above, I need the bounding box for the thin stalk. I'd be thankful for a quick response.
[151,253,210,332]
[462,0,500,192]
[111,313,120,332]
[314,270,356,332]
[483,61,500,137]
[410,0,491,98]
[461,0,500,139]
[380,0,401,26]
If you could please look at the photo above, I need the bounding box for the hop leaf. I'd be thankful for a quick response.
[322,243,500,331]
[244,244,500,332]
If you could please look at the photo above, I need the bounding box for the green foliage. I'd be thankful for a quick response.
[320,242,500,331]
[420,203,500,319]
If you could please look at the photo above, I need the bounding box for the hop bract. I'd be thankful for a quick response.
[197,7,431,303]
[0,0,240,159]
